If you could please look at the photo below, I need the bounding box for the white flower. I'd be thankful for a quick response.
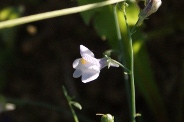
[73,45,119,83]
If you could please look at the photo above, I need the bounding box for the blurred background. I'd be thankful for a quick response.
[0,0,183,122]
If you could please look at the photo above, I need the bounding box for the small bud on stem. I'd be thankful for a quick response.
[137,0,162,25]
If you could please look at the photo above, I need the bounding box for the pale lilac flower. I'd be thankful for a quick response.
[73,45,119,83]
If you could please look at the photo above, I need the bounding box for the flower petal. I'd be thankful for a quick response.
[80,45,94,57]
[73,69,82,78]
[73,58,81,68]
[88,65,100,71]
[81,70,100,83]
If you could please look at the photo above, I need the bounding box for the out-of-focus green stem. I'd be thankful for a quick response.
[62,86,79,122]
[113,4,124,52]
[6,97,65,112]
[113,4,128,70]
[130,19,139,35]
[122,2,136,122]
[0,0,125,29]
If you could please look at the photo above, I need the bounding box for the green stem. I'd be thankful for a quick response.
[113,4,132,122]
[62,86,79,122]
[6,97,66,112]
[68,102,79,122]
[122,3,136,122]
[0,0,125,29]
[130,18,140,35]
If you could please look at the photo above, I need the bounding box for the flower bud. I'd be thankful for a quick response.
[101,114,114,122]
[137,0,162,25]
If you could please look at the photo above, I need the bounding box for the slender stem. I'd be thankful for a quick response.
[0,0,125,29]
[113,4,132,122]
[68,102,79,122]
[130,18,141,35]
[130,18,139,35]
[6,97,66,113]
[62,86,79,122]
[122,3,136,122]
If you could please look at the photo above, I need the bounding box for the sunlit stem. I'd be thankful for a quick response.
[62,86,79,122]
[0,0,125,29]
[122,2,136,122]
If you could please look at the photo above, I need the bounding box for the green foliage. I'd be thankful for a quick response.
[0,6,23,48]
[0,6,23,91]
[133,30,168,122]
[78,0,119,49]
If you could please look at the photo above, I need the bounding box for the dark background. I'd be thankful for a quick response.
[0,0,183,122]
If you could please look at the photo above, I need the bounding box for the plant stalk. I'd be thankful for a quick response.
[0,0,125,29]
[122,3,136,122]
[113,4,134,122]
[62,86,79,122]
